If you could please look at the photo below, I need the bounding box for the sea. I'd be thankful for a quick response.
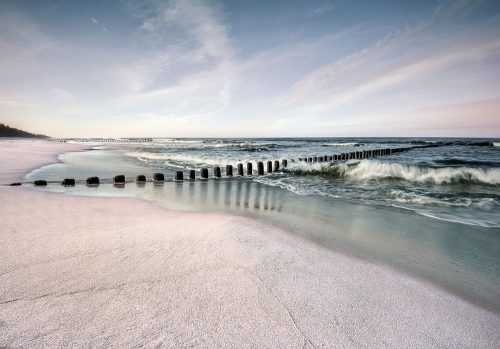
[26,137,500,312]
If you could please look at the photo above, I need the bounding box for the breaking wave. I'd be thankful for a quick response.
[322,142,360,147]
[286,160,500,185]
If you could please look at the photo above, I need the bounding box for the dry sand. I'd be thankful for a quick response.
[0,139,499,348]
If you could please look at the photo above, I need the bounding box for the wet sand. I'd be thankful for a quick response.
[1,139,499,348]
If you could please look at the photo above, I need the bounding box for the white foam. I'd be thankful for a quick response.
[323,142,359,147]
[340,160,500,185]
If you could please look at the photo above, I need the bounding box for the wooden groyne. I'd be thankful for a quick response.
[10,144,441,187]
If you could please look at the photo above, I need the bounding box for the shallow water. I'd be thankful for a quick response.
[26,138,500,312]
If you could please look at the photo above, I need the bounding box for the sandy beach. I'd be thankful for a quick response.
[1,139,499,348]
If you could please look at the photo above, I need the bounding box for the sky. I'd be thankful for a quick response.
[0,0,499,138]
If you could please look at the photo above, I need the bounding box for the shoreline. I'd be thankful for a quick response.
[23,142,500,313]
[1,139,499,348]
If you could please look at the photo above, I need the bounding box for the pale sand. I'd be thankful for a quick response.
[0,139,499,348]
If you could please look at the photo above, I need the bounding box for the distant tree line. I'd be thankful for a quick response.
[0,123,47,138]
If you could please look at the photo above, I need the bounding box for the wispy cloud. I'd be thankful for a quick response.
[273,0,499,113]
[115,0,238,116]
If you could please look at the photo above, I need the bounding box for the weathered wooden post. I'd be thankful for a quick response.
[175,171,183,181]
[226,164,233,177]
[274,160,280,171]
[313,157,318,162]
[267,161,273,173]
[153,173,164,181]
[318,156,323,162]
[33,180,47,186]
[308,157,313,162]
[114,175,125,184]
[201,168,209,179]
[62,178,75,186]
[86,176,100,185]
[282,159,288,167]
[136,175,146,182]
[238,163,244,176]
[9,182,21,186]
[189,170,196,180]
[257,162,264,175]
[247,162,253,175]
[214,167,221,178]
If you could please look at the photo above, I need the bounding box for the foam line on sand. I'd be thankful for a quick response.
[0,139,499,348]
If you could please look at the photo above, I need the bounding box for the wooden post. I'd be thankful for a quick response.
[114,175,125,184]
[201,168,208,179]
[247,162,253,175]
[62,178,75,186]
[308,157,312,162]
[267,161,273,173]
[153,173,164,181]
[189,170,196,180]
[175,171,183,181]
[282,159,288,167]
[257,162,264,175]
[313,157,318,162]
[226,164,233,177]
[274,160,280,171]
[136,175,146,182]
[86,177,100,185]
[238,163,244,176]
[33,180,47,186]
[214,167,221,178]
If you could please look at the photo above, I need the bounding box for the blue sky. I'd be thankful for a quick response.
[1,0,499,137]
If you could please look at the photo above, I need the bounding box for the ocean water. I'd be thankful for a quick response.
[26,137,500,311]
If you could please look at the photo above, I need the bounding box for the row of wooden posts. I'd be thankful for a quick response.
[22,145,424,187]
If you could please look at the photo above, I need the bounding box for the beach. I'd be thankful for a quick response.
[1,139,499,348]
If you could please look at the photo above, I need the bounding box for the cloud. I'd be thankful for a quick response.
[114,0,237,116]
[51,88,74,101]
[0,13,55,75]
[90,17,99,24]
[273,0,499,112]
[307,2,335,17]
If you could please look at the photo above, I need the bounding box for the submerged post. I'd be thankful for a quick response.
[153,173,164,181]
[136,175,146,182]
[175,171,183,181]
[201,168,208,179]
[214,167,221,178]
[86,176,100,185]
[267,161,273,173]
[189,170,196,180]
[237,163,244,176]
[257,162,264,175]
[62,178,75,186]
[33,180,47,186]
[274,160,280,171]
[114,175,125,184]
[282,159,288,167]
[247,162,253,175]
[226,165,233,177]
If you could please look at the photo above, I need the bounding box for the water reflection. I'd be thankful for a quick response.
[28,177,500,313]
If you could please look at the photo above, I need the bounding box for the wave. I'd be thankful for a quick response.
[322,142,360,147]
[135,139,295,152]
[126,151,241,168]
[285,160,500,185]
